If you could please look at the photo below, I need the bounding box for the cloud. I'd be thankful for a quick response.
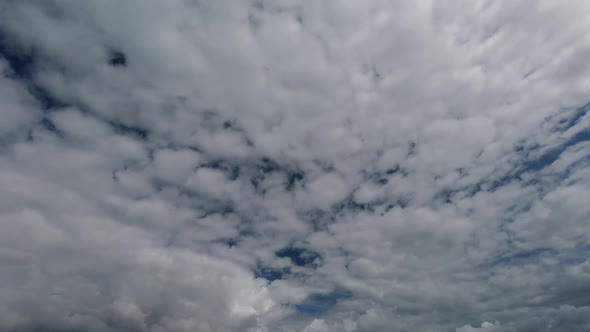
[456,322,501,332]
[1,0,590,331]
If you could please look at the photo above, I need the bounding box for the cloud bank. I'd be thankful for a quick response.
[1,1,590,331]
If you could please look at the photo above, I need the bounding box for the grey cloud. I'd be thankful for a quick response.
[1,0,590,331]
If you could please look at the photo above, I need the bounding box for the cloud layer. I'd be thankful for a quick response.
[1,1,590,331]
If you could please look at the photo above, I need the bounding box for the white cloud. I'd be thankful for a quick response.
[1,0,590,331]
[456,322,501,332]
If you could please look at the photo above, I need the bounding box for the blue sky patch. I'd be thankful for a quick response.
[295,289,352,315]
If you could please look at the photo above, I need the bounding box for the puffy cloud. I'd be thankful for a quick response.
[1,0,590,331]
[301,319,329,332]
[456,322,501,332]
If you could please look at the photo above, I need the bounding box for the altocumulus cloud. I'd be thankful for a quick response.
[1,1,590,331]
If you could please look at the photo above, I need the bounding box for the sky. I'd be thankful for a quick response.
[1,1,590,331]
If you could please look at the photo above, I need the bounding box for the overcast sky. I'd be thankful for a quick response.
[1,1,590,331]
